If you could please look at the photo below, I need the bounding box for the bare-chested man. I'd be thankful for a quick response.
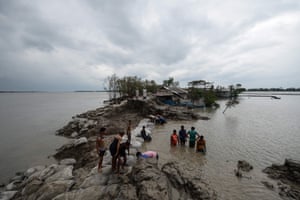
[96,127,106,172]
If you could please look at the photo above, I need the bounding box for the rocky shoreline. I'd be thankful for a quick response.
[1,98,299,200]
[0,98,215,200]
[262,159,300,199]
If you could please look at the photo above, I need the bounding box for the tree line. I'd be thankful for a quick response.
[104,74,244,107]
[247,88,300,91]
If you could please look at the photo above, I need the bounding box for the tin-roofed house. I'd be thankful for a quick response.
[155,86,188,106]
[155,86,205,108]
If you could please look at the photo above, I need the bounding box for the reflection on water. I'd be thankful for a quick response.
[142,95,300,200]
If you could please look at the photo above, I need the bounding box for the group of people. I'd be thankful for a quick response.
[96,121,205,174]
[95,120,132,174]
[96,120,158,174]
[170,125,206,153]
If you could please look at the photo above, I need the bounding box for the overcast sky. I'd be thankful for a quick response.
[0,0,300,91]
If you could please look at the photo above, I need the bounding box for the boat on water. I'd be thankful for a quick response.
[271,96,281,99]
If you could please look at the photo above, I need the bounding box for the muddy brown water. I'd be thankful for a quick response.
[1,92,299,199]
[141,95,300,200]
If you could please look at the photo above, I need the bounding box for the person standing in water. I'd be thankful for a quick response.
[170,129,179,146]
[178,125,187,146]
[96,127,107,172]
[187,127,199,148]
[196,135,206,153]
[141,126,152,142]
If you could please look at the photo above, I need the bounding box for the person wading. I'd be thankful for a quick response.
[170,129,179,146]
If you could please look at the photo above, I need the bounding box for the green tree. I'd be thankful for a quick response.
[223,83,243,113]
[105,74,159,100]
[203,90,217,107]
[144,79,159,93]
[104,73,119,100]
[117,76,143,97]
[188,80,207,89]
[163,77,179,87]
[187,87,202,104]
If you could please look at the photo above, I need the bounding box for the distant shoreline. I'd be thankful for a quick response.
[0,90,107,93]
[241,91,300,96]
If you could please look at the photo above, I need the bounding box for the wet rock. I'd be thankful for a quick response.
[261,181,274,190]
[263,159,300,183]
[45,165,73,183]
[10,175,24,183]
[38,164,59,181]
[263,159,300,199]
[28,180,75,200]
[24,166,45,178]
[0,191,17,200]
[21,179,43,196]
[56,137,88,158]
[5,182,17,191]
[13,162,76,200]
[129,161,216,200]
[70,123,77,129]
[234,169,243,178]
[70,131,78,138]
[74,137,88,146]
[237,160,253,172]
[131,161,169,200]
[79,172,108,188]
[59,158,76,165]
[161,162,217,200]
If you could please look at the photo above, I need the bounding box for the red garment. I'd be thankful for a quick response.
[171,134,178,145]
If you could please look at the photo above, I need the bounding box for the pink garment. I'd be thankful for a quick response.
[143,151,157,158]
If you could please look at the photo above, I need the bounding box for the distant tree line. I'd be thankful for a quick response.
[104,74,159,100]
[247,88,300,91]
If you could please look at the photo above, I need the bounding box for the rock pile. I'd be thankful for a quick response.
[263,159,300,199]
[55,99,206,138]
[237,160,253,172]
[2,153,217,200]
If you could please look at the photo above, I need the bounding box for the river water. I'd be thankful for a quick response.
[142,93,300,200]
[0,92,299,199]
[0,92,108,184]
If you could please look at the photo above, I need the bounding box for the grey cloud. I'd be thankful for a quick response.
[85,0,193,65]
[1,0,300,90]
[22,36,54,52]
[87,1,144,48]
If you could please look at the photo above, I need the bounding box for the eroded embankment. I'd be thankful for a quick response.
[1,99,215,200]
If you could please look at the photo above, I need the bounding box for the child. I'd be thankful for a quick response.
[170,129,179,146]
[196,135,206,153]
